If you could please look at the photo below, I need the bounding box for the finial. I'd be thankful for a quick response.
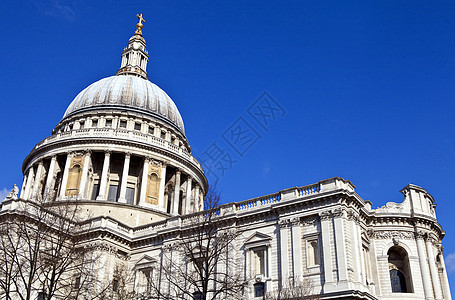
[135,13,145,36]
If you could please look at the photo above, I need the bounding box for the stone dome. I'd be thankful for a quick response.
[63,75,185,134]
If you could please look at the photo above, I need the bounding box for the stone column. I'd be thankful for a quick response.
[24,166,35,200]
[279,219,290,284]
[291,218,302,281]
[20,174,28,199]
[96,151,111,201]
[32,160,44,199]
[185,177,192,214]
[118,153,131,203]
[139,157,149,206]
[194,185,200,213]
[426,236,443,299]
[332,208,348,282]
[415,231,433,299]
[44,156,57,199]
[173,170,181,215]
[158,163,166,209]
[320,211,334,290]
[78,151,91,199]
[59,153,72,198]
[438,252,452,300]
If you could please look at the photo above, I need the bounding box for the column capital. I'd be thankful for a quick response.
[104,149,112,156]
[332,207,344,218]
[36,158,44,166]
[415,230,427,240]
[319,210,331,221]
[290,217,300,226]
[124,152,132,159]
[279,218,290,228]
[83,149,92,156]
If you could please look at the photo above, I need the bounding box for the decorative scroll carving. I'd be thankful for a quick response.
[301,216,318,226]
[372,231,414,240]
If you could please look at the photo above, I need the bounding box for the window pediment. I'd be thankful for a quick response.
[134,254,157,270]
[244,232,272,249]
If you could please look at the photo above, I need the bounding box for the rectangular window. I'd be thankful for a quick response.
[141,268,152,292]
[91,184,100,200]
[119,120,127,128]
[92,119,98,128]
[148,126,154,134]
[126,187,135,205]
[108,185,119,202]
[254,282,265,297]
[252,249,265,276]
[112,278,119,292]
[307,240,319,267]
[80,121,85,129]
[105,119,112,127]
[134,122,141,131]
[74,276,81,289]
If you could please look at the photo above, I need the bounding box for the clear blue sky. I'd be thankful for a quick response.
[1,0,454,292]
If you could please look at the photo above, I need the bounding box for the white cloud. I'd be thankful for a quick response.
[33,0,76,22]
[0,188,9,201]
[445,253,455,273]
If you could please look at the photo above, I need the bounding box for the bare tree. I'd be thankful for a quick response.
[265,276,320,300]
[0,196,102,300]
[147,187,247,300]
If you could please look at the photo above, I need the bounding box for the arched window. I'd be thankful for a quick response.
[390,269,407,293]
[146,173,159,205]
[388,246,412,293]
[66,164,82,196]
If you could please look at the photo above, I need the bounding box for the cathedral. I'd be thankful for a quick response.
[0,15,452,300]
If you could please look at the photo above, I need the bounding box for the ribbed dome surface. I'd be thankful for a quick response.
[63,75,185,133]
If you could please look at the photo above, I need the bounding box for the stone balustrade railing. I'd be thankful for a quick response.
[1,177,357,238]
[33,128,202,170]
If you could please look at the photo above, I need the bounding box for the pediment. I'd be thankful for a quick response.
[135,254,157,269]
[244,232,272,249]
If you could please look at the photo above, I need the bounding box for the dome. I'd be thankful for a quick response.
[63,75,185,133]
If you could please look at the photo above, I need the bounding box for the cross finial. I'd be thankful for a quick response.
[135,13,145,35]
[137,13,145,25]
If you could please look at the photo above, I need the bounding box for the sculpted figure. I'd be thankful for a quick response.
[5,184,19,200]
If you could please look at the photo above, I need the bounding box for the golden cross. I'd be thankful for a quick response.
[137,13,145,25]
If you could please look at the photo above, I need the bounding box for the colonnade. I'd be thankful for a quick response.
[20,150,204,215]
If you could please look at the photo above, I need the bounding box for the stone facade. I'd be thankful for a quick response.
[0,17,451,300]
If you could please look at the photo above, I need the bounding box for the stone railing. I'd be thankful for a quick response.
[86,177,356,237]
[33,128,202,170]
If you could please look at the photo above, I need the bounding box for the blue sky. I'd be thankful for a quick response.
[1,0,455,292]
